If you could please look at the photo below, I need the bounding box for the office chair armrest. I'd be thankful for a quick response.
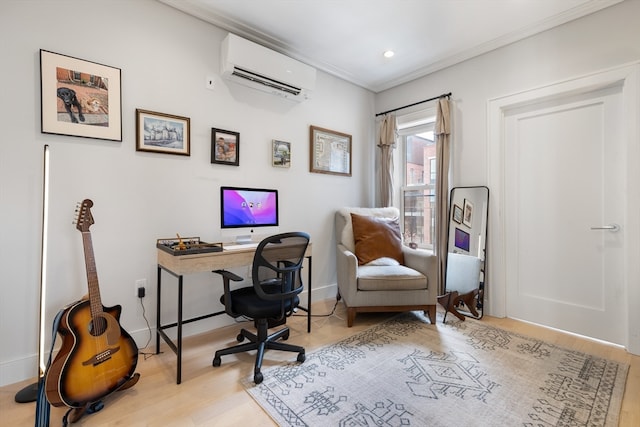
[213,269,243,282]
[213,269,243,316]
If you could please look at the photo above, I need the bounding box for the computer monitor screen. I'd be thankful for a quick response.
[454,227,470,252]
[220,186,279,229]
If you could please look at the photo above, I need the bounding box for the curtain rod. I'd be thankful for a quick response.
[375,92,451,117]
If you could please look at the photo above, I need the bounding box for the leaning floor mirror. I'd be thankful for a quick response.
[438,186,489,321]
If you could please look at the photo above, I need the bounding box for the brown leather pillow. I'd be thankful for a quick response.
[351,213,404,266]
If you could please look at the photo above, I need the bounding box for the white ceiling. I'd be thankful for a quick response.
[158,0,622,93]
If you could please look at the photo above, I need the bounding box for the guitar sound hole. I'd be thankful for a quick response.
[89,316,108,336]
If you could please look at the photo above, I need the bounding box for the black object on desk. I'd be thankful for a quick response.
[156,236,222,255]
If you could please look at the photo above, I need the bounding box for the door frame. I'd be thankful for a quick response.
[487,62,640,354]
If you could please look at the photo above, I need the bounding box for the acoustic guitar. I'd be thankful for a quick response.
[45,199,139,409]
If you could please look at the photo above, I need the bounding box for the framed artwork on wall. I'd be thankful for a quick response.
[272,140,291,168]
[452,204,463,224]
[463,199,474,228]
[40,49,122,141]
[135,109,190,156]
[211,128,240,166]
[309,125,352,176]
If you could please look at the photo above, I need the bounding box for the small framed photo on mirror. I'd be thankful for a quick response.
[452,204,463,224]
[463,199,474,228]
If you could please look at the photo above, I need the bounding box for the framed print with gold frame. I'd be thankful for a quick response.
[309,125,351,176]
[135,109,190,156]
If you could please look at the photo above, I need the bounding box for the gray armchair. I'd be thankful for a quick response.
[335,207,437,327]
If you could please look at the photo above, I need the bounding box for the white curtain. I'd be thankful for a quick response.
[435,98,451,295]
[377,114,397,207]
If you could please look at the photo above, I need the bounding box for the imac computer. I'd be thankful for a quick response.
[454,227,470,253]
[220,186,279,245]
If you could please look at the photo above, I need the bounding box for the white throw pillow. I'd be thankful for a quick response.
[365,257,401,266]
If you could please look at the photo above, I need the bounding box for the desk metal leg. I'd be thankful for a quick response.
[176,275,183,384]
[307,256,312,333]
[156,267,226,385]
[156,266,161,354]
[296,257,313,333]
[156,266,184,384]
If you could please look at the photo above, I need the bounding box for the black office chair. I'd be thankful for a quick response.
[212,232,310,384]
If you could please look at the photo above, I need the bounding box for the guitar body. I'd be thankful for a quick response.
[45,298,139,408]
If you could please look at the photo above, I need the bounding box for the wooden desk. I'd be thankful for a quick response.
[156,244,312,384]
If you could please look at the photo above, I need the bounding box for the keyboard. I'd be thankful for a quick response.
[223,242,260,251]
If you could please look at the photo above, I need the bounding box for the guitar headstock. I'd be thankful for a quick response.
[75,199,95,232]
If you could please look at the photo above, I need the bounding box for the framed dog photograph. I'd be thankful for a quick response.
[40,49,122,141]
[135,109,190,156]
[211,128,239,166]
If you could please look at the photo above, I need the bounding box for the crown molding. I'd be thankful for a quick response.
[158,0,624,93]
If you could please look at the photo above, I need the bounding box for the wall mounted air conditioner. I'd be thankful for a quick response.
[221,33,316,102]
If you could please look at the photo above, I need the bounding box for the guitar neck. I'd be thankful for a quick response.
[81,231,103,318]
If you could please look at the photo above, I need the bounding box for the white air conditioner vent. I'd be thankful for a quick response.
[221,34,316,101]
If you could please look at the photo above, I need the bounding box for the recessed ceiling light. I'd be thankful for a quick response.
[383,50,395,58]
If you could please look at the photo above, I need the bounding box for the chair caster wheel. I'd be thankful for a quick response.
[254,372,263,384]
[237,333,244,342]
[282,331,290,340]
[212,356,221,367]
[297,352,305,363]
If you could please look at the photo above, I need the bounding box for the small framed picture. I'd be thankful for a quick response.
[211,128,239,166]
[463,199,474,228]
[452,204,463,224]
[309,125,352,176]
[135,109,190,156]
[272,140,291,168]
[40,49,122,141]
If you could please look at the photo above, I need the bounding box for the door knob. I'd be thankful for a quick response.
[590,224,620,232]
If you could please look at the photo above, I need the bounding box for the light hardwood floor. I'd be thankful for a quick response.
[2,299,638,426]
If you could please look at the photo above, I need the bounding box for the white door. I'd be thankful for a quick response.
[503,84,626,345]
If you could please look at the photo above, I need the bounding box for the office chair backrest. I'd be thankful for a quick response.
[252,232,310,309]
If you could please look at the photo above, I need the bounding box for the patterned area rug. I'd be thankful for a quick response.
[243,312,628,426]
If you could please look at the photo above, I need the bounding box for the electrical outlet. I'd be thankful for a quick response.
[135,278,147,297]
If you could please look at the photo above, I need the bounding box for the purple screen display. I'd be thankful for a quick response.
[454,227,470,252]
[221,188,278,228]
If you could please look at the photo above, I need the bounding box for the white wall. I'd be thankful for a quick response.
[0,0,375,386]
[376,0,640,314]
[377,0,640,188]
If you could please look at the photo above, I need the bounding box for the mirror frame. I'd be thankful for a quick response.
[440,185,489,321]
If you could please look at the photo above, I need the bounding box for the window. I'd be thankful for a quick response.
[398,110,436,249]
[429,157,436,184]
